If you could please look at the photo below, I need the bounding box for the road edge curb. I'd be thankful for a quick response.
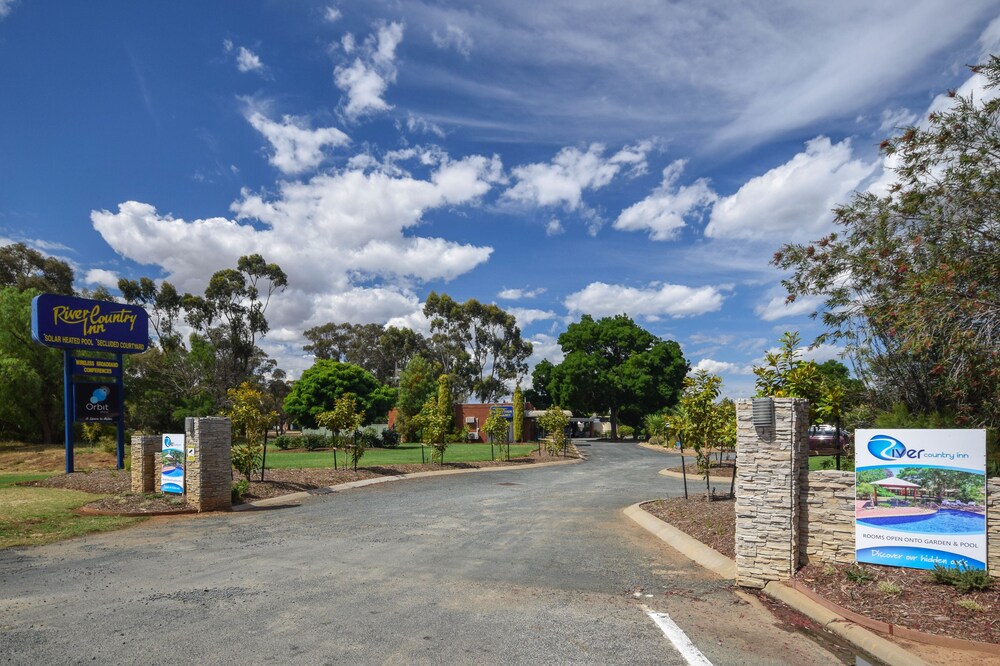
[623,502,929,666]
[235,455,583,510]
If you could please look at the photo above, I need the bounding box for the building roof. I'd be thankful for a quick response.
[872,477,920,488]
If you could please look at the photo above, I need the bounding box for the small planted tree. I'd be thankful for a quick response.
[412,374,454,466]
[538,405,569,456]
[512,383,524,443]
[225,381,277,481]
[483,406,511,461]
[316,393,365,470]
[679,370,726,499]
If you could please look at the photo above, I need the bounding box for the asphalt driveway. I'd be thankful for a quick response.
[0,440,845,665]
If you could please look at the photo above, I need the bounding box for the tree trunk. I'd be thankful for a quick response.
[609,406,619,440]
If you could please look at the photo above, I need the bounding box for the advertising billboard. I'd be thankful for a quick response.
[31,294,148,354]
[73,382,120,423]
[855,429,987,571]
[161,434,185,495]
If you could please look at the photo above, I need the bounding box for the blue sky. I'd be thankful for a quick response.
[2,1,999,397]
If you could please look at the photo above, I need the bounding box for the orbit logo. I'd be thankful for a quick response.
[89,386,110,405]
[867,434,922,461]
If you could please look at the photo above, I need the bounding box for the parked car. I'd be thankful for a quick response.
[808,424,850,454]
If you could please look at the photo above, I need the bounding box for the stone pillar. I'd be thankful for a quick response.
[988,479,1000,577]
[130,435,160,493]
[184,417,232,512]
[735,398,810,588]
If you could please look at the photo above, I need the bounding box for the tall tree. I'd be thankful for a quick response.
[547,314,688,439]
[0,288,64,443]
[423,292,532,402]
[394,355,442,442]
[303,322,429,386]
[525,359,555,409]
[283,360,396,429]
[774,57,1000,427]
[118,277,183,351]
[182,254,287,400]
[0,243,74,295]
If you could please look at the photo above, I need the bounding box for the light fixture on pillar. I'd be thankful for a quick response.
[751,397,774,428]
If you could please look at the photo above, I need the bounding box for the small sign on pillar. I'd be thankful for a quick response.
[161,434,185,494]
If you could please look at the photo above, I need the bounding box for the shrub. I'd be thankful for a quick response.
[618,424,635,439]
[381,428,401,448]
[232,443,263,481]
[231,479,249,504]
[930,563,994,593]
[99,435,118,455]
[845,564,873,584]
[301,434,328,451]
[272,435,295,450]
[358,428,381,448]
[876,580,902,596]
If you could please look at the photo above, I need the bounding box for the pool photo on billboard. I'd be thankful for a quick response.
[856,466,986,534]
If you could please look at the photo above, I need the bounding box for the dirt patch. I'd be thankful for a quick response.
[0,442,117,472]
[665,461,737,480]
[641,494,1000,647]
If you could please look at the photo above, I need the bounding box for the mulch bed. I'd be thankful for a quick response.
[665,461,737,479]
[642,496,736,559]
[24,449,575,513]
[795,562,1000,645]
[642,494,1000,646]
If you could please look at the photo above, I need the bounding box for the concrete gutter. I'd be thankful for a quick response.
[623,503,735,578]
[235,455,583,511]
[624,502,929,666]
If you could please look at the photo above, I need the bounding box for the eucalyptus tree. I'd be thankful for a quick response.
[423,292,532,403]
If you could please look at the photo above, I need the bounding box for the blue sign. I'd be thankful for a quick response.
[495,405,514,420]
[32,294,149,354]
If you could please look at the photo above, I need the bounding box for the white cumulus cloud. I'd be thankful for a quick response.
[613,159,717,241]
[498,287,547,300]
[509,307,556,327]
[755,294,825,322]
[564,281,727,319]
[503,142,651,211]
[91,152,502,337]
[694,359,753,375]
[335,22,405,120]
[246,111,350,175]
[705,136,876,242]
[84,268,120,290]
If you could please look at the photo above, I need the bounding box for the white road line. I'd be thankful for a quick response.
[642,605,714,666]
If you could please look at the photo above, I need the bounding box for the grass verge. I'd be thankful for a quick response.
[265,443,537,469]
[0,473,144,548]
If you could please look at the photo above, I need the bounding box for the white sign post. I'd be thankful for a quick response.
[855,429,987,571]
[161,433,185,494]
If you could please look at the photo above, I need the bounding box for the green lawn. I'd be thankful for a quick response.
[264,443,536,469]
[0,473,143,548]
